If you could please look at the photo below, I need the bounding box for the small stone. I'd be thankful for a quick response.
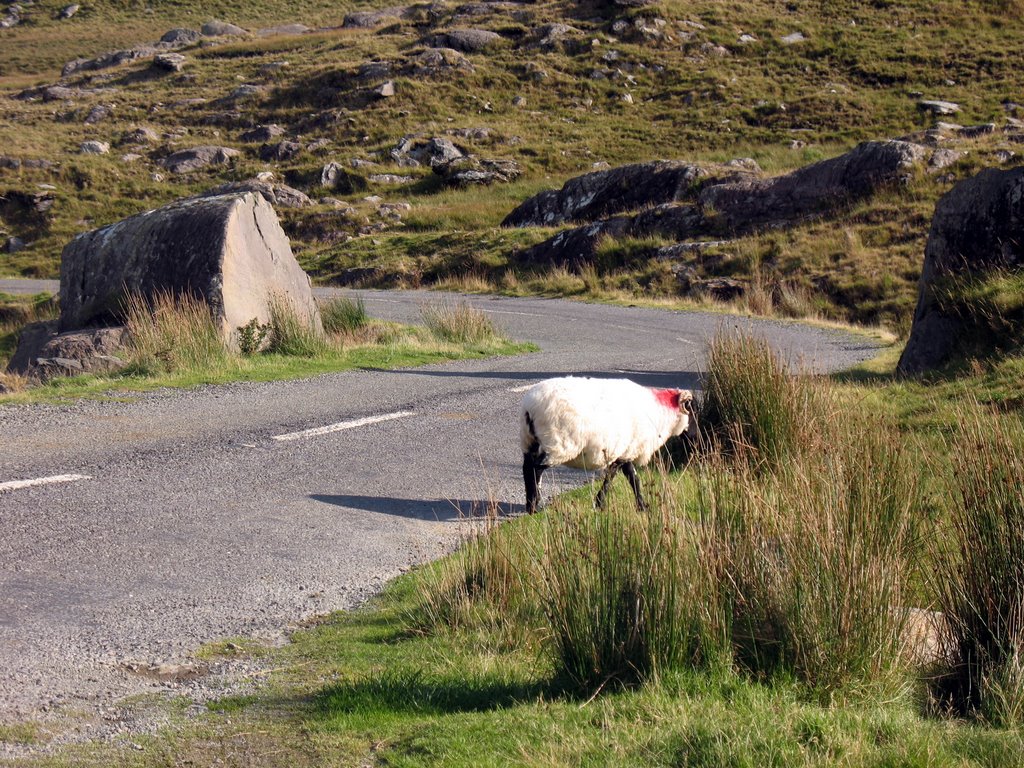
[84,105,112,125]
[202,19,247,36]
[738,33,757,43]
[373,80,395,98]
[227,84,263,100]
[151,172,164,181]
[80,140,110,155]
[995,149,1016,163]
[919,99,961,116]
[368,173,413,184]
[153,53,186,72]
[259,141,302,161]
[120,153,142,162]
[240,124,285,143]
[160,28,201,45]
[5,236,25,253]
[512,95,526,107]
[58,3,78,19]
[780,32,806,44]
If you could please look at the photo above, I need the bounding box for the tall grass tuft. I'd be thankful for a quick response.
[413,505,538,637]
[931,405,1024,724]
[421,300,502,345]
[699,328,826,470]
[124,291,230,375]
[266,296,329,357]
[320,296,369,336]
[538,491,729,692]
[709,417,921,697]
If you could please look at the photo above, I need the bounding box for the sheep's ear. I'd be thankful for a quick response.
[679,391,694,414]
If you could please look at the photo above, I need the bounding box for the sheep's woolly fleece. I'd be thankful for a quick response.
[520,376,691,470]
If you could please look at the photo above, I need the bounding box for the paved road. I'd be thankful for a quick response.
[0,280,880,718]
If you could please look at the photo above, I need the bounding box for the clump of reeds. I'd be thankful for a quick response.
[420,300,502,344]
[124,290,230,375]
[931,404,1024,725]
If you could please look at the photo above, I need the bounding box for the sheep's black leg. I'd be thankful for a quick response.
[594,461,624,509]
[622,461,646,511]
[523,453,548,514]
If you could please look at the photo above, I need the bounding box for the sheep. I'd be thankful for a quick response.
[520,376,695,514]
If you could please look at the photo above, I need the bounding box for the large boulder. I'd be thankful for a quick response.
[503,161,708,227]
[898,166,1024,374]
[698,140,927,232]
[423,29,503,53]
[58,192,321,342]
[7,321,128,379]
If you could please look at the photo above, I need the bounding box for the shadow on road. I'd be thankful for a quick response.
[310,494,522,521]
[362,368,702,390]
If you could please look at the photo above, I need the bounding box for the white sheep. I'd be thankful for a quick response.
[520,376,695,514]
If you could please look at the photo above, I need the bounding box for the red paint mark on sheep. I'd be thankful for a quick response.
[651,389,681,411]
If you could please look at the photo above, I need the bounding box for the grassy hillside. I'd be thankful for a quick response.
[2,0,1023,330]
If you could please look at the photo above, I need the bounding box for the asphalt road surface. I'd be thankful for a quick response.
[0,280,881,717]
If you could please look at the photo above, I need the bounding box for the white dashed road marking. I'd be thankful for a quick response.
[0,474,91,493]
[272,411,416,442]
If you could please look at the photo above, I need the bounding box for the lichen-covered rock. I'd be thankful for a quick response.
[58,192,321,343]
[503,160,708,226]
[899,166,1024,374]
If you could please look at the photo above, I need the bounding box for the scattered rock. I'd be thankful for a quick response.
[120,126,159,145]
[919,99,961,116]
[160,28,201,45]
[611,17,668,43]
[153,53,186,72]
[738,33,758,43]
[320,161,367,193]
[405,47,474,76]
[80,140,110,155]
[5,236,25,253]
[372,80,395,98]
[928,148,964,172]
[240,124,285,143]
[424,28,503,53]
[699,42,730,58]
[959,122,996,139]
[995,149,1016,164]
[1,4,21,28]
[368,173,413,184]
[58,192,321,343]
[84,105,113,125]
[391,136,466,168]
[62,47,157,77]
[58,3,78,19]
[899,166,1024,374]
[691,277,746,301]
[434,155,521,186]
[161,145,240,173]
[201,20,247,36]
[780,32,806,44]
[526,22,583,51]
[121,153,142,162]
[259,141,303,161]
[227,84,263,100]
[512,95,526,107]
[343,8,403,28]
[7,322,129,379]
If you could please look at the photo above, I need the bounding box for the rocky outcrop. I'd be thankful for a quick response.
[503,161,709,227]
[7,322,129,379]
[58,192,321,342]
[698,140,927,231]
[507,141,932,269]
[898,166,1024,374]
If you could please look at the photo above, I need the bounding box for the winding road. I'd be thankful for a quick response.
[0,281,880,717]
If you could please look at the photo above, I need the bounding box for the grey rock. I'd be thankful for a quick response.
[5,235,25,253]
[373,80,396,98]
[201,20,247,36]
[121,153,142,162]
[434,155,522,186]
[424,28,502,53]
[80,140,110,155]
[780,32,806,44]
[959,122,996,138]
[405,47,474,76]
[928,148,964,172]
[393,136,466,168]
[153,53,186,72]
[504,160,708,227]
[995,149,1016,163]
[61,46,156,77]
[161,145,240,173]
[368,173,413,184]
[343,8,403,28]
[58,3,78,19]
[240,124,285,143]
[160,28,201,45]
[120,126,159,145]
[84,105,113,125]
[7,322,129,379]
[899,166,1024,374]
[204,179,313,208]
[919,99,961,116]
[320,162,367,193]
[58,192,321,343]
[526,23,583,51]
[227,84,263,100]
[259,141,303,161]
